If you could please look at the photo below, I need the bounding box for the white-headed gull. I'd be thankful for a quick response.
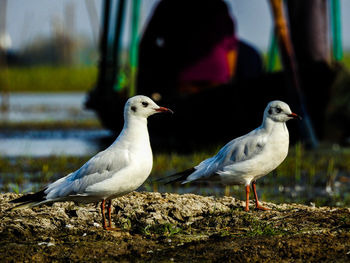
[165,100,300,211]
[10,95,173,230]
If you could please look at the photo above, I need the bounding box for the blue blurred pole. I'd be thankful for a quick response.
[267,31,279,72]
[112,0,126,91]
[330,0,343,61]
[129,0,141,97]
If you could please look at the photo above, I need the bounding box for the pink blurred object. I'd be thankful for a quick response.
[179,35,238,84]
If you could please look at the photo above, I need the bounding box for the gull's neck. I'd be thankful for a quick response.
[111,115,150,149]
[123,116,149,140]
[261,117,288,135]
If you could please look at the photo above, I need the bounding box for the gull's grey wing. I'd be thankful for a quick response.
[44,147,130,199]
[215,128,267,165]
[185,128,267,182]
[74,146,130,179]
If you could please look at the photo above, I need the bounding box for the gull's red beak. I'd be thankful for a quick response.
[288,112,302,120]
[155,107,174,114]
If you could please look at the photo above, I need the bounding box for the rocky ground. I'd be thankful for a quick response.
[1,192,350,262]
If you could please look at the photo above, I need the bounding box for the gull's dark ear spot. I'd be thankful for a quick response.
[131,106,137,113]
[268,108,272,115]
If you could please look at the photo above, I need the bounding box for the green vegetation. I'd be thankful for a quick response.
[0,52,350,93]
[243,213,289,237]
[0,156,90,192]
[141,223,182,237]
[0,66,97,92]
[342,52,350,69]
[1,144,350,206]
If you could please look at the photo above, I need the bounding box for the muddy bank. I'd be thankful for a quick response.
[1,192,350,262]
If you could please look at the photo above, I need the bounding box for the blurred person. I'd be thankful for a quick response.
[137,0,263,101]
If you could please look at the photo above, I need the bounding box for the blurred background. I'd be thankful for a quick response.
[1,0,350,207]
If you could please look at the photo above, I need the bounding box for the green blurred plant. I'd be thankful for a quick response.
[0,66,98,92]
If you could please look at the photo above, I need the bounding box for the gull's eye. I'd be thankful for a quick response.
[142,101,149,107]
[276,107,282,113]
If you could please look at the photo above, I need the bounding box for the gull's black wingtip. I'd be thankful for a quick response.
[9,189,47,204]
[156,167,195,185]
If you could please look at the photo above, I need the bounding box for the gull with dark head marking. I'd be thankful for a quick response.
[165,100,300,211]
[9,95,173,230]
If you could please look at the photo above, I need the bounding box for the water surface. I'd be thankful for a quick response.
[0,129,112,157]
[0,92,111,156]
[0,92,96,122]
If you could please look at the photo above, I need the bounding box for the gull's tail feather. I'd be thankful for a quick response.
[158,167,195,185]
[9,189,47,210]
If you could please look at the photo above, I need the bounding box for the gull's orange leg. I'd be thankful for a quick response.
[252,181,270,211]
[100,200,108,229]
[106,199,120,231]
[100,199,120,231]
[245,185,250,211]
[107,199,113,227]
